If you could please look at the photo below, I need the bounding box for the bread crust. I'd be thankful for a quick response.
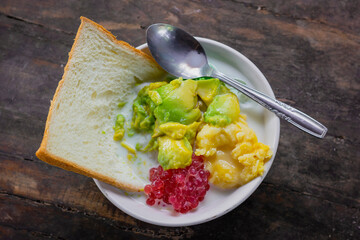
[36,17,160,192]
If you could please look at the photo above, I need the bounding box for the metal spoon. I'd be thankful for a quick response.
[146,23,327,138]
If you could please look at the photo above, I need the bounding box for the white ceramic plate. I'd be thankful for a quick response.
[94,37,280,227]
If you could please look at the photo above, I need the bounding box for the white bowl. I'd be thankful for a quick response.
[94,37,280,227]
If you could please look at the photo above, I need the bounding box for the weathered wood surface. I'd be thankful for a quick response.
[0,0,359,239]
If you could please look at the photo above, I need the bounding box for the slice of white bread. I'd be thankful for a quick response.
[36,17,166,191]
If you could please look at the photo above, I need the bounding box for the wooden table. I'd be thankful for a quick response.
[1,1,359,239]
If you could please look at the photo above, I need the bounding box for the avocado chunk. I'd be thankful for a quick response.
[204,93,240,127]
[158,121,201,142]
[184,121,202,143]
[147,81,172,105]
[154,79,201,125]
[159,122,188,139]
[196,78,229,105]
[150,78,182,103]
[158,136,192,170]
[131,86,157,131]
[113,114,126,141]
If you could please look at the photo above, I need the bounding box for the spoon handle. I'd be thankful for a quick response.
[211,70,328,138]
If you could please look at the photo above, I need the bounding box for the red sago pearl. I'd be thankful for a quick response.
[144,154,210,213]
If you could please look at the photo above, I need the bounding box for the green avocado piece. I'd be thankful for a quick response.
[159,122,188,139]
[197,78,220,105]
[131,86,157,131]
[184,121,202,143]
[158,136,192,170]
[113,114,126,141]
[204,93,240,127]
[154,79,201,125]
[196,78,230,105]
[148,80,181,105]
[157,121,201,142]
[154,78,182,100]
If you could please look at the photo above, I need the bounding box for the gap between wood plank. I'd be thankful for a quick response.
[0,11,75,36]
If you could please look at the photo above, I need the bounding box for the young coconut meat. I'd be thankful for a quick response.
[195,114,273,189]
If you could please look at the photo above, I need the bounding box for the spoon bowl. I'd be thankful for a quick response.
[146,24,212,78]
[146,23,327,138]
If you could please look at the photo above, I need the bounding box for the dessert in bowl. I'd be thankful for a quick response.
[94,39,279,226]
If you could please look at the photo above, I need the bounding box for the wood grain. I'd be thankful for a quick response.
[0,0,359,239]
